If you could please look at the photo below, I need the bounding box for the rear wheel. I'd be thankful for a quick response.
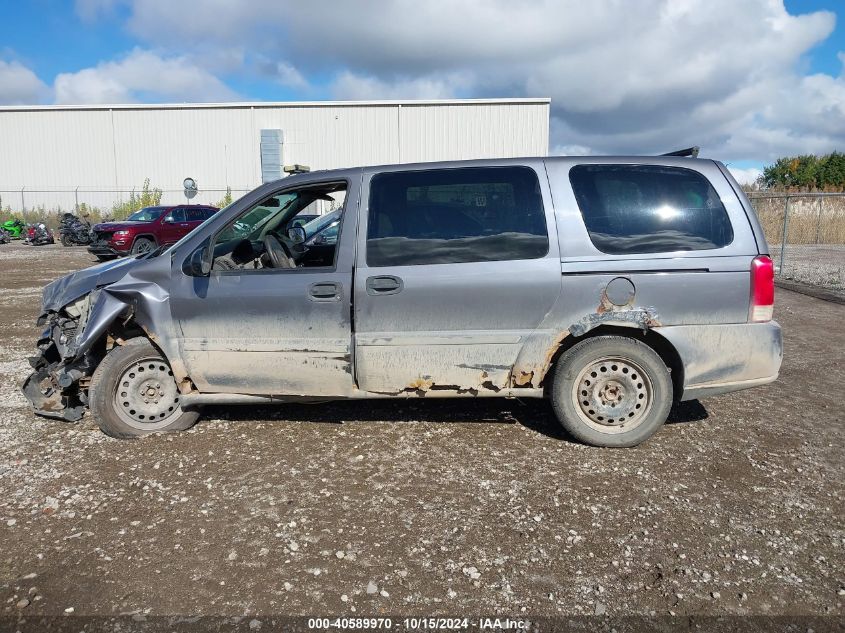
[131,237,155,255]
[89,338,200,439]
[549,335,672,447]
[60,234,73,247]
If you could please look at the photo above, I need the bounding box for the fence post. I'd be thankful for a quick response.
[778,197,790,276]
[20,186,25,213]
[815,196,822,245]
[75,187,79,214]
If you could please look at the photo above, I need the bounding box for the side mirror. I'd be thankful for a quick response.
[183,242,212,277]
[287,226,306,244]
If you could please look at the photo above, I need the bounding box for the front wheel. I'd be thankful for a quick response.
[89,338,200,439]
[60,234,73,247]
[549,335,673,447]
[131,237,155,255]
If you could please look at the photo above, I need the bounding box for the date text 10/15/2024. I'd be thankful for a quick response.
[307,618,530,631]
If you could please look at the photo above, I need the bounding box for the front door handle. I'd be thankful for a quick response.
[308,281,341,302]
[366,275,403,296]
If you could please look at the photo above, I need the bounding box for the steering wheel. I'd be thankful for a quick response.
[263,234,296,269]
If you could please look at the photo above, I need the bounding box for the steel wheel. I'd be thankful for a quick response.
[113,356,183,431]
[570,355,654,435]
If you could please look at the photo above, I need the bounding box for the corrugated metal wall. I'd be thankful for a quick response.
[0,99,549,211]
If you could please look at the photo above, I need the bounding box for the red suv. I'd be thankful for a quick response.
[89,205,219,260]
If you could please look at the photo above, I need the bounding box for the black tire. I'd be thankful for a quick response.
[549,335,672,447]
[131,237,155,255]
[60,234,73,247]
[89,338,200,439]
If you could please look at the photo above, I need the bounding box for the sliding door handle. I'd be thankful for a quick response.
[366,275,403,296]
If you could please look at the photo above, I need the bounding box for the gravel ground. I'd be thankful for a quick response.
[0,243,843,627]
[771,243,845,293]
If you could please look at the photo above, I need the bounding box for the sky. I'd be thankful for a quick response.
[1,0,843,185]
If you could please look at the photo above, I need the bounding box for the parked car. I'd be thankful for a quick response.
[295,210,341,267]
[88,205,219,260]
[23,156,781,447]
[286,213,319,230]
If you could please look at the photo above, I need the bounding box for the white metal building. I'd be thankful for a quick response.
[0,98,550,212]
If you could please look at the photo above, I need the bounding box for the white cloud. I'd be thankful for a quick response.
[551,142,594,156]
[79,1,845,163]
[726,166,763,186]
[0,59,49,104]
[75,0,123,22]
[273,61,309,90]
[331,72,464,100]
[53,49,239,104]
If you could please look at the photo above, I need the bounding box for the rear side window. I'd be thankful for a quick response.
[367,166,548,267]
[569,165,733,254]
[186,208,207,221]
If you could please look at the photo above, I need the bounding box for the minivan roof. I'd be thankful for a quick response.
[273,155,718,185]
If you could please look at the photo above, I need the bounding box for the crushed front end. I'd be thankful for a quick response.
[22,291,102,421]
[21,251,175,422]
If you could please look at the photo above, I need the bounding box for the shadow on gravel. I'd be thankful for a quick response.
[666,399,709,425]
[200,396,710,442]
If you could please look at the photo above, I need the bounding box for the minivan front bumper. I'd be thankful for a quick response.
[655,321,783,401]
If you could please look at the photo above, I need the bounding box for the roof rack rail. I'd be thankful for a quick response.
[661,146,700,158]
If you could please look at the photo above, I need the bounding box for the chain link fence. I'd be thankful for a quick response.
[0,187,252,226]
[747,192,845,292]
[2,185,842,293]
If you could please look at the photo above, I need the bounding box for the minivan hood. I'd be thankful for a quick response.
[41,255,145,313]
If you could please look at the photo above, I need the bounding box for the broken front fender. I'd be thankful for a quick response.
[69,292,131,359]
[41,255,143,313]
[22,253,179,422]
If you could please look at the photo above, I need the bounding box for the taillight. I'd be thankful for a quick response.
[750,255,774,322]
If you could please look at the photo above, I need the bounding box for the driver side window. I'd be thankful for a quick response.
[165,208,186,223]
[211,182,347,273]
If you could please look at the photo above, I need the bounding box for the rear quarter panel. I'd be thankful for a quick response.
[544,157,759,327]
[510,157,769,391]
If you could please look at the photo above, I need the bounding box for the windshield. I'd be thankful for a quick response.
[216,192,300,242]
[127,207,167,222]
[302,209,342,238]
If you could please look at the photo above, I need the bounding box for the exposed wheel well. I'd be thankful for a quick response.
[84,320,156,367]
[544,325,684,401]
[132,234,157,246]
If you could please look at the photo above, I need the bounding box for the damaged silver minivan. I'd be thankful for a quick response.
[23,156,782,446]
